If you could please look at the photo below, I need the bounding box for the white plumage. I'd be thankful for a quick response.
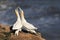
[12,7,22,36]
[12,7,38,36]
[19,8,38,33]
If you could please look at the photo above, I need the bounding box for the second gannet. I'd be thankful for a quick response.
[19,8,38,34]
[12,7,22,36]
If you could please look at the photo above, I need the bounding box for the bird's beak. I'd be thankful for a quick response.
[18,7,23,13]
[18,7,24,17]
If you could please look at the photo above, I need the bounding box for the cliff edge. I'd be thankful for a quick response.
[0,24,45,40]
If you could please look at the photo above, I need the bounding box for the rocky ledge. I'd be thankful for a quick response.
[0,24,45,40]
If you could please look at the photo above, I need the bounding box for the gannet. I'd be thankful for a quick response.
[12,7,22,36]
[19,7,38,34]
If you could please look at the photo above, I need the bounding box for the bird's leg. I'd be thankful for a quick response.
[19,29,22,31]
[15,30,19,36]
[15,29,19,36]
[15,29,22,36]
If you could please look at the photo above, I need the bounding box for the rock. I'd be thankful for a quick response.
[9,32,45,40]
[0,24,45,40]
[0,24,10,32]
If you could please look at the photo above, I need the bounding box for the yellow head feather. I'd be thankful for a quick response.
[19,7,24,18]
[15,8,19,17]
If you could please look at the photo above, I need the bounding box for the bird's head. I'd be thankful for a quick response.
[18,7,24,18]
[18,7,24,14]
[15,8,19,17]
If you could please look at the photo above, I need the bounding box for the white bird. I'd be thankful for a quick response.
[12,7,38,36]
[12,7,22,36]
[19,7,38,34]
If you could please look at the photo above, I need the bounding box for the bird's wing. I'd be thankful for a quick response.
[23,22,37,30]
[12,20,22,30]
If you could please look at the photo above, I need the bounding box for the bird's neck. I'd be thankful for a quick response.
[16,12,21,21]
[17,17,20,21]
[21,12,26,22]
